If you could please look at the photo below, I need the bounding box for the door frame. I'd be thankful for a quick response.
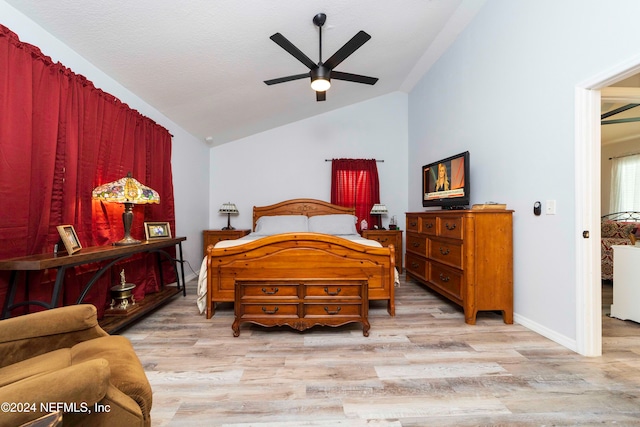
[575,55,640,356]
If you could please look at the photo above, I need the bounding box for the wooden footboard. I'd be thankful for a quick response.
[207,232,395,318]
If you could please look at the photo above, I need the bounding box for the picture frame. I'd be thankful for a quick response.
[144,222,172,240]
[56,225,82,254]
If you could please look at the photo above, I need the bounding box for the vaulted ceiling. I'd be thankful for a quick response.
[5,0,485,146]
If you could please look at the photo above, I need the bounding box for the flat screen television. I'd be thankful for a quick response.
[422,151,470,209]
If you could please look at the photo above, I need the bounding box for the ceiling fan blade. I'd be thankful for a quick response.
[323,31,371,70]
[331,71,378,85]
[601,103,640,120]
[264,73,309,85]
[316,91,326,102]
[270,33,317,70]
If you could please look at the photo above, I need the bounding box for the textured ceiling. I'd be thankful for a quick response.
[5,0,485,146]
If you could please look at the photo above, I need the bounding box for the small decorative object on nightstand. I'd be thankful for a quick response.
[202,229,251,257]
[219,202,239,230]
[362,228,403,273]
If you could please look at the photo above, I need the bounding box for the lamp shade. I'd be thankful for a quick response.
[370,204,388,215]
[92,173,160,205]
[218,202,239,214]
[92,172,160,245]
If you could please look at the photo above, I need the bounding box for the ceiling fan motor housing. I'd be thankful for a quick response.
[311,65,330,82]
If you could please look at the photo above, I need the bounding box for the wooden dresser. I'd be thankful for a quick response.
[362,229,403,273]
[202,229,250,256]
[405,210,513,324]
[232,280,370,336]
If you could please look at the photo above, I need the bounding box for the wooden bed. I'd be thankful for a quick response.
[206,199,396,318]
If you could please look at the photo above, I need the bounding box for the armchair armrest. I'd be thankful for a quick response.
[0,305,108,367]
[0,358,110,427]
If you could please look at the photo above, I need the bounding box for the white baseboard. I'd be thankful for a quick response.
[514,313,578,353]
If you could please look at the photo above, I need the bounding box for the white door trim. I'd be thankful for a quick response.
[575,54,640,356]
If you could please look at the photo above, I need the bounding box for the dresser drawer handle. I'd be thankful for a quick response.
[439,273,450,282]
[439,247,450,255]
[261,306,279,314]
[324,287,342,296]
[410,221,417,227]
[445,222,456,230]
[412,242,421,248]
[411,262,420,268]
[261,287,279,295]
[425,223,434,229]
[324,306,342,315]
[379,237,389,242]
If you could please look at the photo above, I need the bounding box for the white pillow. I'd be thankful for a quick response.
[254,215,309,235]
[308,214,358,235]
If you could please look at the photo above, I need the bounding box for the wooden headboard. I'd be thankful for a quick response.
[252,198,355,231]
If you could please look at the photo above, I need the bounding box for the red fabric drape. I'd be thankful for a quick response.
[0,24,176,317]
[330,159,380,232]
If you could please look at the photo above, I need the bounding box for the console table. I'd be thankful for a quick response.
[0,237,186,332]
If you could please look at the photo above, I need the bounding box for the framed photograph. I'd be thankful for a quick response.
[144,222,172,240]
[56,225,82,254]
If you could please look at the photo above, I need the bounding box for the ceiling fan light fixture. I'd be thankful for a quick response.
[310,66,331,92]
[311,77,331,92]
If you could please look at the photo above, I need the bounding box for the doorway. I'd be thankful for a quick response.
[576,55,640,356]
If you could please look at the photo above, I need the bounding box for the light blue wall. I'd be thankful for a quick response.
[210,92,409,233]
[408,0,640,344]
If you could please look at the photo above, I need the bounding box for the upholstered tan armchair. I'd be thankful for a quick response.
[0,304,152,427]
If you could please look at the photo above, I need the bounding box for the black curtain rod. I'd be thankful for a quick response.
[609,152,640,160]
[325,159,384,162]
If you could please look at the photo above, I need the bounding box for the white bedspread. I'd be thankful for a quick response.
[196,233,399,314]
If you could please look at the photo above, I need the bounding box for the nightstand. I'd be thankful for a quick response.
[361,229,403,273]
[203,229,251,256]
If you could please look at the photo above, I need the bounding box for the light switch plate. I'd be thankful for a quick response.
[546,200,556,215]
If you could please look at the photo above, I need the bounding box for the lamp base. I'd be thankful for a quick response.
[113,236,142,246]
[221,226,236,230]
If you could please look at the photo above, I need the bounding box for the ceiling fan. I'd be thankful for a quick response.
[264,13,378,101]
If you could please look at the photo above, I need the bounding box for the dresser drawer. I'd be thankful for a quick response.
[428,238,463,268]
[238,284,299,299]
[406,215,420,232]
[405,253,427,279]
[305,284,363,299]
[406,233,427,256]
[421,216,437,235]
[438,216,463,239]
[238,303,299,317]
[428,262,462,300]
[304,304,363,317]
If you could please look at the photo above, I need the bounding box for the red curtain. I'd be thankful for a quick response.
[331,159,380,231]
[0,25,175,317]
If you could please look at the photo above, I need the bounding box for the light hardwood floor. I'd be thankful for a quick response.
[123,276,640,426]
